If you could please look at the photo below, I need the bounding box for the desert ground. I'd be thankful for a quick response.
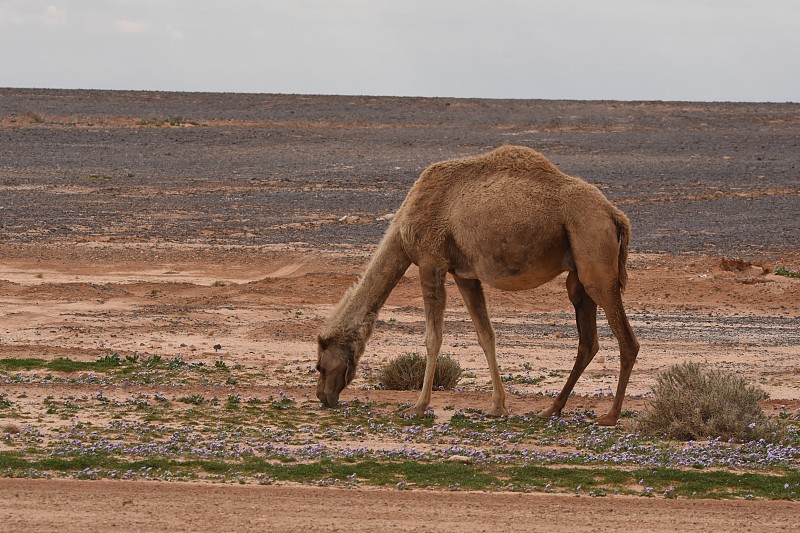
[1,89,799,530]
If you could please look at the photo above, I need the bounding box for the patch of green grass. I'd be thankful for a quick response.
[0,451,29,469]
[0,354,126,373]
[2,448,798,499]
[43,397,81,416]
[509,464,631,492]
[505,465,800,499]
[178,394,205,405]
[627,468,800,500]
[225,394,241,410]
[47,358,98,372]
[269,396,296,410]
[137,116,203,127]
[502,373,545,385]
[775,266,800,279]
[167,357,188,369]
[0,358,47,371]
[38,455,110,471]
[447,411,489,429]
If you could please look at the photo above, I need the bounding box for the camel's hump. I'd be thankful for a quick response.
[427,145,563,179]
[484,145,561,170]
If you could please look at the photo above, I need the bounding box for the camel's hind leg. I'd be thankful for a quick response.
[579,277,640,426]
[453,276,509,416]
[593,291,639,425]
[540,271,600,420]
[565,210,639,425]
[411,263,448,417]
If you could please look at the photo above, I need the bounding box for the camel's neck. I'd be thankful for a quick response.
[327,226,411,338]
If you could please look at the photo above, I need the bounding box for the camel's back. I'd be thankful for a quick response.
[399,146,578,224]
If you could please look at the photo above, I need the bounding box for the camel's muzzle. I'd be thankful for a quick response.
[316,388,340,407]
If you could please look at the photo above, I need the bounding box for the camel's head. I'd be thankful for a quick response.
[315,334,359,407]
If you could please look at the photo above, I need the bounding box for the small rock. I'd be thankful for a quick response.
[447,455,471,463]
[555,331,565,339]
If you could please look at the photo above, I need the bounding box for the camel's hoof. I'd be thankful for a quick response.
[594,415,619,426]
[486,406,510,417]
[401,406,430,418]
[537,407,561,419]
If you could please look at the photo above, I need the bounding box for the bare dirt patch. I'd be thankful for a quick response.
[2,246,798,401]
[2,478,799,533]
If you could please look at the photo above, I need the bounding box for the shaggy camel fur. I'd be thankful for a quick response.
[316,145,640,425]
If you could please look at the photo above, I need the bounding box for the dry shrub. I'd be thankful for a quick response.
[637,361,779,442]
[720,257,770,274]
[720,257,752,272]
[378,352,462,391]
[25,110,44,123]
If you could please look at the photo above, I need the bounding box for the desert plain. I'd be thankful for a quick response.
[1,89,799,531]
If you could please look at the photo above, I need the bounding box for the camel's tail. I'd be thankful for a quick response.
[612,209,631,293]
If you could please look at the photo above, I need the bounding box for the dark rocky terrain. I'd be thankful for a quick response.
[2,89,798,256]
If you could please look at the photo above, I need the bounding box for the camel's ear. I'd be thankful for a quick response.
[317,335,329,351]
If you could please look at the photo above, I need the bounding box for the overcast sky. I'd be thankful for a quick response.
[1,0,798,102]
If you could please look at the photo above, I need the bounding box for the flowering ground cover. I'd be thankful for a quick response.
[2,355,799,500]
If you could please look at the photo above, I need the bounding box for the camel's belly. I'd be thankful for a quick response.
[486,270,564,291]
[452,254,570,292]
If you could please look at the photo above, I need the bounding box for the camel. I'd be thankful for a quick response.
[316,145,640,426]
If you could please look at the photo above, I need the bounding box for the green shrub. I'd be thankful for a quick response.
[637,361,778,442]
[378,352,462,391]
[178,394,205,405]
[775,266,800,278]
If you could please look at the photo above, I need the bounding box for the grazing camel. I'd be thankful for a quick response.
[316,145,640,426]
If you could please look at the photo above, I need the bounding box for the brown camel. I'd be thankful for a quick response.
[316,145,640,425]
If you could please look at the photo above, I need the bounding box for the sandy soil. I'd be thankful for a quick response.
[1,89,799,530]
[2,477,799,533]
[1,246,798,404]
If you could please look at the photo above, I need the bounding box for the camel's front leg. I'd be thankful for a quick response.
[454,276,508,416]
[411,264,447,417]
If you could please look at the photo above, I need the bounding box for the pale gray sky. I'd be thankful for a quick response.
[1,0,798,101]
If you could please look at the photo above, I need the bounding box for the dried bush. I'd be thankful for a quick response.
[637,361,779,442]
[378,352,462,391]
[25,110,44,123]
